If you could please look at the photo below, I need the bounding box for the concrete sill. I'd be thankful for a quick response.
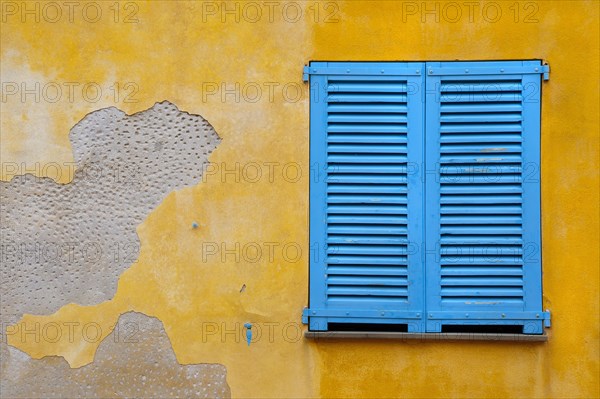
[304,331,548,342]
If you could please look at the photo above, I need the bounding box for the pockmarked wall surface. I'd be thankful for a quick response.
[1,1,598,398]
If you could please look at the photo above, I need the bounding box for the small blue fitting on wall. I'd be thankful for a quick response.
[244,323,252,346]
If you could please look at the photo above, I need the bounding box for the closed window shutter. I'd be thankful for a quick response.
[424,61,545,333]
[307,62,426,331]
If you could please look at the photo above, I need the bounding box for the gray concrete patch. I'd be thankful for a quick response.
[0,101,221,321]
[0,312,231,398]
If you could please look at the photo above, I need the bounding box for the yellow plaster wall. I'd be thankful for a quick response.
[1,1,599,398]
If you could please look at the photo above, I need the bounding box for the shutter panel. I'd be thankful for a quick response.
[424,61,545,334]
[307,62,425,332]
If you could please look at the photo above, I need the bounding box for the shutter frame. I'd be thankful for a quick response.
[305,60,547,334]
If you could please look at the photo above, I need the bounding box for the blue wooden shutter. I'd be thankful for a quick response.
[424,61,548,334]
[305,62,426,332]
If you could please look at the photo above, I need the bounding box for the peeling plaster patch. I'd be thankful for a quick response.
[0,312,231,398]
[0,101,220,320]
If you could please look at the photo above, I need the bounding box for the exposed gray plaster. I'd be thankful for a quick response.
[0,101,221,321]
[0,312,231,398]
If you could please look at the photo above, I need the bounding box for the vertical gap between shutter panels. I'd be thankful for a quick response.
[422,67,429,323]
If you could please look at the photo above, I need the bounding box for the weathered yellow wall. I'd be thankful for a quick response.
[1,1,599,398]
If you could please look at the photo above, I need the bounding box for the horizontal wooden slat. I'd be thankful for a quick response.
[327,266,408,276]
[441,277,524,286]
[327,235,408,245]
[441,287,524,297]
[440,103,522,113]
[327,134,407,144]
[439,154,523,164]
[327,225,408,235]
[440,123,522,133]
[440,143,522,153]
[327,254,408,265]
[441,204,522,214]
[440,194,522,204]
[328,164,409,174]
[328,114,408,123]
[328,93,407,103]
[440,93,522,102]
[328,244,409,256]
[328,286,409,297]
[440,256,523,265]
[440,184,522,194]
[327,124,408,134]
[327,204,407,214]
[328,174,407,184]
[328,154,408,163]
[327,183,408,194]
[440,236,523,245]
[440,266,523,276]
[440,82,522,91]
[440,225,523,235]
[440,175,522,184]
[328,143,408,153]
[327,82,408,93]
[328,276,408,286]
[328,103,408,113]
[440,215,523,224]
[440,133,522,143]
[327,215,408,224]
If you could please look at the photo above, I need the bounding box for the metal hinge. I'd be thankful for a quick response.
[302,307,309,324]
[302,66,310,83]
[541,64,550,81]
[542,309,551,328]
